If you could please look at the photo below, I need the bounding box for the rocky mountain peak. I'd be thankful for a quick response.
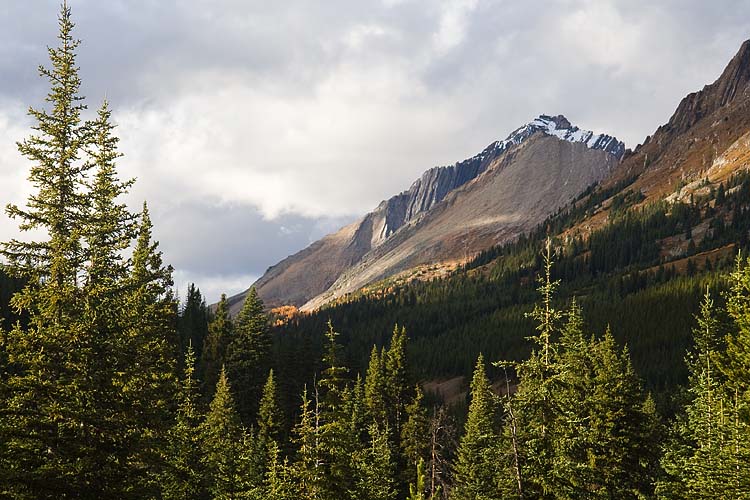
[496,114,626,160]
[662,39,750,136]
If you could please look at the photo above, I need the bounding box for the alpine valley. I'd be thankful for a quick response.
[6,3,750,498]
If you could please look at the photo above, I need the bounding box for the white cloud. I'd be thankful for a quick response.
[1,0,750,295]
[433,0,479,53]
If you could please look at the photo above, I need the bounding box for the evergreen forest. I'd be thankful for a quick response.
[3,5,750,499]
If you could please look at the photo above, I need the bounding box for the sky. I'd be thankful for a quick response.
[0,0,749,303]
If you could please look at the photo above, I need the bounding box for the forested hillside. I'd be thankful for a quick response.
[3,4,750,500]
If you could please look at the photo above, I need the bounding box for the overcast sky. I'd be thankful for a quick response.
[0,0,749,303]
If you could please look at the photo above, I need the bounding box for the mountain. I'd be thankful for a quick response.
[610,39,750,199]
[559,39,750,243]
[272,39,750,393]
[230,115,624,313]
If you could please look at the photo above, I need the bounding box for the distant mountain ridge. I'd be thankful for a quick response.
[228,115,624,313]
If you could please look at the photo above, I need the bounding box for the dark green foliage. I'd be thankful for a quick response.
[0,7,176,497]
[200,293,232,398]
[225,287,271,424]
[161,346,207,500]
[258,369,285,456]
[178,283,210,361]
[200,367,259,499]
[351,423,397,500]
[451,354,502,500]
[402,385,430,473]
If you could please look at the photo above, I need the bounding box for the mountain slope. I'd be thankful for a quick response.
[610,39,750,200]
[231,115,624,313]
[303,133,619,310]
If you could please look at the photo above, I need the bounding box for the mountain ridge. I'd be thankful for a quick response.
[230,115,624,313]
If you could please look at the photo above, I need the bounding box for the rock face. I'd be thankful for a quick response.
[229,115,624,314]
[606,39,750,201]
[303,135,620,310]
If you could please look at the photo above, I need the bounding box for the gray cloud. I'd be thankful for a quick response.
[1,0,749,301]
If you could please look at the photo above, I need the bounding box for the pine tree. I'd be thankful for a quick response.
[402,385,430,472]
[162,346,207,500]
[292,386,324,500]
[586,329,659,498]
[384,325,410,437]
[719,256,750,496]
[316,321,357,498]
[351,423,397,500]
[201,367,258,499]
[225,287,271,424]
[84,100,135,295]
[550,299,598,497]
[178,283,209,361]
[658,289,726,498]
[452,354,501,500]
[514,240,562,498]
[200,293,232,398]
[0,5,174,496]
[121,203,178,488]
[364,345,387,424]
[258,369,285,457]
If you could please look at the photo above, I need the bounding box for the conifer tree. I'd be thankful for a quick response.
[316,321,357,498]
[201,367,258,499]
[351,423,397,500]
[402,385,430,472]
[0,5,173,496]
[258,369,285,457]
[162,346,207,500]
[264,441,296,500]
[365,345,387,424]
[292,386,324,500]
[225,287,271,424]
[452,354,501,500]
[121,203,178,484]
[84,100,135,294]
[179,283,209,360]
[384,325,410,436]
[201,293,232,397]
[718,257,750,495]
[549,299,598,497]
[514,241,562,498]
[586,329,659,498]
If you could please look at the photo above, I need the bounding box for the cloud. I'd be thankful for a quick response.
[1,0,749,301]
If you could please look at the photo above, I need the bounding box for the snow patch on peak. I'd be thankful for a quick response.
[513,114,626,160]
[463,115,625,166]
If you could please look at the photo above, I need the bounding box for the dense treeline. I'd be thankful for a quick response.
[4,5,750,498]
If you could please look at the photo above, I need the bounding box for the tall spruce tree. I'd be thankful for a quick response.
[162,346,207,500]
[452,354,502,500]
[201,367,258,499]
[719,256,750,496]
[514,241,562,499]
[258,369,285,458]
[0,5,175,497]
[365,345,387,424]
[351,423,397,500]
[178,283,209,361]
[121,203,178,489]
[292,386,324,500]
[316,321,357,498]
[200,293,232,398]
[585,330,659,498]
[384,325,410,437]
[225,287,271,424]
[402,385,430,473]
